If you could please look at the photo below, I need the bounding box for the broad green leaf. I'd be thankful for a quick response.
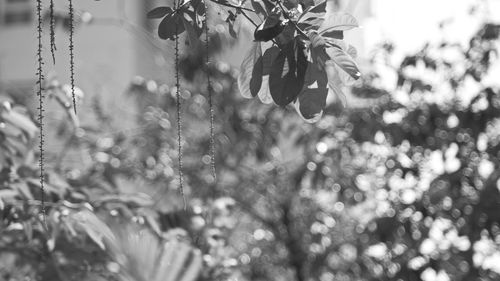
[297,16,323,31]
[0,121,23,138]
[254,13,285,42]
[238,43,263,98]
[0,189,18,198]
[72,209,115,250]
[0,108,38,138]
[178,249,202,281]
[318,12,358,34]
[325,63,347,107]
[182,17,200,47]
[293,61,329,122]
[347,44,357,58]
[295,87,328,123]
[97,193,154,207]
[12,182,33,200]
[325,44,361,80]
[326,60,355,86]
[251,0,271,17]
[269,41,306,106]
[322,30,344,40]
[258,76,273,104]
[158,12,185,40]
[191,0,206,16]
[275,23,296,46]
[262,45,281,74]
[147,6,173,19]
[298,0,326,19]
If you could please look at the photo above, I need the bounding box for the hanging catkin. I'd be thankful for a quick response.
[204,2,216,183]
[173,0,186,208]
[69,0,77,114]
[49,0,56,64]
[36,0,47,226]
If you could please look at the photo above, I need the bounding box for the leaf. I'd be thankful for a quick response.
[325,44,361,80]
[297,1,325,31]
[258,46,281,104]
[325,63,347,107]
[292,60,329,122]
[158,12,185,40]
[238,43,263,98]
[109,227,202,281]
[147,6,173,19]
[254,13,285,42]
[258,76,273,104]
[297,16,324,31]
[275,22,296,46]
[251,0,267,16]
[97,193,154,207]
[295,87,328,122]
[318,12,358,34]
[269,41,306,106]
[72,209,115,250]
[0,189,18,199]
[322,30,344,40]
[191,0,206,16]
[1,108,38,138]
[182,17,200,47]
[12,182,33,200]
[347,44,357,58]
[228,21,237,38]
[262,45,281,74]
[251,0,274,17]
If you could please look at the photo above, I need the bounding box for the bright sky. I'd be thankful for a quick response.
[357,0,500,56]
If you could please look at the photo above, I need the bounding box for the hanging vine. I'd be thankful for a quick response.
[69,0,77,114]
[49,0,56,64]
[204,2,217,184]
[172,0,186,208]
[36,0,47,226]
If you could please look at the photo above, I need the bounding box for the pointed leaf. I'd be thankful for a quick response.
[158,12,185,40]
[325,44,361,79]
[347,44,357,58]
[147,6,173,19]
[322,30,344,40]
[191,0,206,16]
[178,249,202,281]
[269,41,306,106]
[318,13,358,34]
[251,0,272,17]
[238,43,263,98]
[325,63,347,107]
[254,13,285,42]
[182,17,201,47]
[295,87,328,122]
[258,76,273,104]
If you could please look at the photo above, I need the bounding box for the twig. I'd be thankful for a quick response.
[276,0,308,38]
[210,0,256,12]
[239,9,258,27]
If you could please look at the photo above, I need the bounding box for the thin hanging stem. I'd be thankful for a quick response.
[204,1,217,185]
[174,0,186,209]
[69,0,77,115]
[36,0,47,229]
[49,0,56,64]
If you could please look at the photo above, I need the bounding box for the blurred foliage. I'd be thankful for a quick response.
[2,2,500,281]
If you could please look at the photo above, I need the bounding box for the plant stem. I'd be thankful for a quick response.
[275,0,308,38]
